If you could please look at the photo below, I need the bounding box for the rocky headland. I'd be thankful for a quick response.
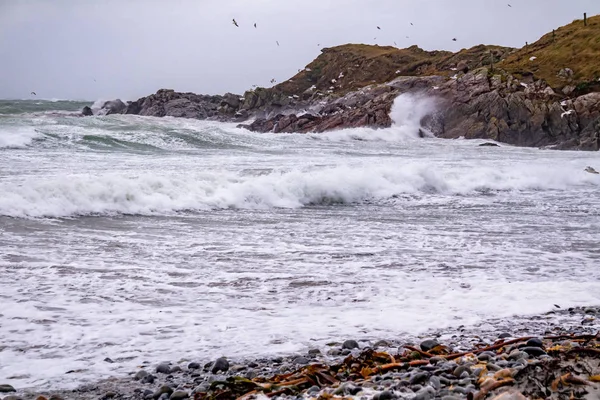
[91,15,600,151]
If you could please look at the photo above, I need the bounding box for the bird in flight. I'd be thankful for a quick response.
[452,38,457,41]
[276,41,280,46]
[410,22,414,26]
[508,4,512,7]
[30,91,36,96]
[377,26,381,30]
[254,23,257,28]
[394,41,397,46]
[232,18,239,27]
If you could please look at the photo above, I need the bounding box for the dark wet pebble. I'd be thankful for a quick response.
[102,392,117,399]
[521,347,547,357]
[373,340,391,348]
[453,365,471,377]
[308,348,321,356]
[271,357,283,363]
[373,389,394,400]
[438,376,452,386]
[169,391,189,400]
[477,352,495,361]
[193,382,210,393]
[143,389,153,397]
[342,339,359,349]
[525,338,544,348]
[294,356,310,365]
[341,349,352,356]
[0,385,16,393]
[188,362,200,370]
[211,357,229,374]
[451,386,468,394]
[429,356,444,364]
[498,332,511,338]
[419,339,439,352]
[134,370,149,380]
[245,370,257,379]
[170,366,182,373]
[409,372,429,385]
[104,357,114,363]
[156,363,171,374]
[248,361,258,368]
[142,374,156,384]
[486,363,502,372]
[153,385,173,400]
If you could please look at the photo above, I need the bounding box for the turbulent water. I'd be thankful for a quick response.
[1,96,599,389]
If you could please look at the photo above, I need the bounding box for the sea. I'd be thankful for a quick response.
[1,95,599,389]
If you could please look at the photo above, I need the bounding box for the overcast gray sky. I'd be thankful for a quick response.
[1,0,599,101]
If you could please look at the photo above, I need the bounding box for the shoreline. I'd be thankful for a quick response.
[6,305,600,400]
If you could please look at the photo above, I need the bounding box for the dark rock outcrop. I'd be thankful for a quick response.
[100,99,127,115]
[81,106,93,116]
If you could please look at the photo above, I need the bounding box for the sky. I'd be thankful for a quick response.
[1,0,600,101]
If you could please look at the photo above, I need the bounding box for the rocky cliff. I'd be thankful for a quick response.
[94,15,600,151]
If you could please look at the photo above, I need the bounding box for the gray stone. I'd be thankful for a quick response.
[342,339,359,349]
[143,374,155,384]
[188,362,200,370]
[211,357,229,374]
[413,386,435,400]
[81,106,93,116]
[170,366,182,373]
[308,348,321,355]
[156,363,171,374]
[373,340,391,348]
[521,347,547,357]
[374,389,394,400]
[453,365,471,377]
[134,369,149,380]
[525,338,543,348]
[409,372,429,385]
[193,382,210,393]
[153,385,174,400]
[429,375,441,390]
[0,385,16,393]
[307,385,320,394]
[419,339,439,352]
[169,391,189,400]
[293,356,310,365]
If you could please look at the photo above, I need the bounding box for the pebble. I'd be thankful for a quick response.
[419,339,439,352]
[525,338,544,348]
[307,348,321,356]
[169,391,189,400]
[211,357,229,374]
[0,385,16,393]
[342,339,359,349]
[104,357,115,363]
[441,396,461,400]
[293,356,310,365]
[521,347,546,357]
[498,332,511,338]
[373,340,390,348]
[102,392,117,399]
[409,372,429,385]
[307,385,320,394]
[414,386,435,400]
[453,365,471,377]
[152,385,173,400]
[156,363,171,374]
[187,362,200,370]
[143,374,155,384]
[429,375,441,390]
[373,389,394,400]
[134,370,149,380]
[170,366,182,373]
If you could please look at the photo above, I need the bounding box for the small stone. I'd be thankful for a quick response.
[104,357,114,363]
[342,340,359,349]
[171,365,182,373]
[508,349,525,360]
[429,375,441,390]
[453,365,471,377]
[419,339,439,352]
[143,374,155,384]
[525,338,543,348]
[231,365,247,372]
[307,385,320,394]
[498,333,511,339]
[153,385,173,400]
[211,357,229,374]
[134,370,149,380]
[36,396,49,400]
[441,397,461,400]
[245,370,257,379]
[414,386,435,400]
[374,389,394,400]
[429,356,444,364]
[521,347,547,357]
[169,391,189,400]
[193,382,210,393]
[308,348,321,356]
[103,392,117,399]
[49,396,64,400]
[477,352,495,361]
[341,349,351,356]
[373,340,391,348]
[410,372,429,385]
[156,363,171,374]
[293,356,310,365]
[0,385,16,393]
[188,362,200,370]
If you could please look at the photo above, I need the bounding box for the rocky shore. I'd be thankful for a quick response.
[5,306,600,400]
[83,16,600,151]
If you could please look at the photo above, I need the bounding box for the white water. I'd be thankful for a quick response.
[1,95,600,389]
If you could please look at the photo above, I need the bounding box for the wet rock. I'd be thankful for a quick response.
[169,391,189,400]
[525,338,543,348]
[498,332,511,339]
[293,356,310,365]
[102,392,117,399]
[429,375,441,390]
[373,389,394,400]
[307,385,320,394]
[414,386,435,400]
[142,374,155,384]
[81,106,93,116]
[103,357,114,363]
[153,385,174,400]
[100,99,127,115]
[156,363,171,374]
[308,348,321,356]
[193,382,210,393]
[409,372,429,385]
[373,340,391,348]
[188,362,200,370]
[521,347,547,357]
[479,142,499,147]
[170,366,182,373]
[134,370,149,380]
[0,385,16,393]
[342,339,360,349]
[211,357,229,374]
[453,365,471,377]
[419,339,439,352]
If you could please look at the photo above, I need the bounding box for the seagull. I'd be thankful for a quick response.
[554,304,560,309]
[394,41,397,46]
[410,22,414,26]
[584,166,599,174]
[452,38,457,41]
[508,4,512,7]
[254,23,257,28]
[276,41,279,46]
[30,91,36,96]
[232,18,239,27]
[377,26,381,30]
[561,110,574,118]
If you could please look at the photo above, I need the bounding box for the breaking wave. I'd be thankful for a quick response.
[1,163,597,218]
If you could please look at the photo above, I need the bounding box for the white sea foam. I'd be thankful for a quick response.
[0,162,598,218]
[0,126,42,148]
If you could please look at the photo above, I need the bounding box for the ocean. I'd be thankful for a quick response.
[1,96,599,389]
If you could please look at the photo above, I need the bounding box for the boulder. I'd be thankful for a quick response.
[81,106,93,116]
[100,99,127,115]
